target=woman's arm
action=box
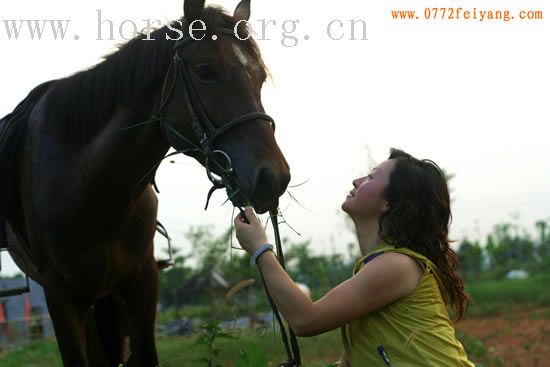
[234,208,423,337]
[255,249,422,336]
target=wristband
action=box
[250,243,274,266]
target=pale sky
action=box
[1,0,549,275]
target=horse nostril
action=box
[253,166,276,197]
[252,166,291,210]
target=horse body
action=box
[1,1,290,366]
[16,57,170,367]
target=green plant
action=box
[457,332,486,358]
[235,345,269,367]
[529,308,550,320]
[193,320,236,367]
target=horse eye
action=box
[195,65,217,82]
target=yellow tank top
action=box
[341,245,474,366]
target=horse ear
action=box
[234,0,251,21]
[184,0,206,21]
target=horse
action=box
[0,0,290,365]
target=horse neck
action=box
[83,104,170,201]
[75,34,176,210]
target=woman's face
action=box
[342,159,396,220]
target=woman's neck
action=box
[353,217,383,256]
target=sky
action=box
[1,0,549,275]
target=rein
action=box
[134,28,302,366]
[265,209,302,367]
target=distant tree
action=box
[484,223,536,278]
[536,242,550,267]
[285,240,350,292]
[535,220,550,269]
[158,246,192,309]
[285,240,318,286]
[157,226,235,312]
[0,273,24,280]
[535,220,547,244]
[185,225,233,313]
[186,225,231,272]
[457,239,483,280]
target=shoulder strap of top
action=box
[355,245,450,304]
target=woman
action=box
[234,148,474,366]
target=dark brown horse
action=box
[0,0,290,366]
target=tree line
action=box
[457,219,550,281]
[156,216,550,314]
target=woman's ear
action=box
[381,201,390,213]
[234,0,251,21]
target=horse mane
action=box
[43,6,268,143]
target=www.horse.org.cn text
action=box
[0,10,369,47]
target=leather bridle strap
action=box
[172,36,275,156]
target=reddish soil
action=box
[456,308,550,367]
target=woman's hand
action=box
[233,207,269,256]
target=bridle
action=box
[158,29,275,211]
[156,27,302,367]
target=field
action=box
[456,308,550,367]
[1,275,550,366]
[0,329,343,367]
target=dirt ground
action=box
[456,308,550,367]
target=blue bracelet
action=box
[250,243,274,266]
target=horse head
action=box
[161,0,290,214]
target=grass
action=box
[465,273,550,317]
[158,330,342,366]
[0,329,342,367]
[3,274,550,366]
[0,326,510,367]
[456,333,504,367]
[0,340,62,367]
[529,308,550,320]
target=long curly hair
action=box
[378,148,470,320]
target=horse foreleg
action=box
[43,276,89,367]
[119,258,159,367]
[86,295,127,367]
